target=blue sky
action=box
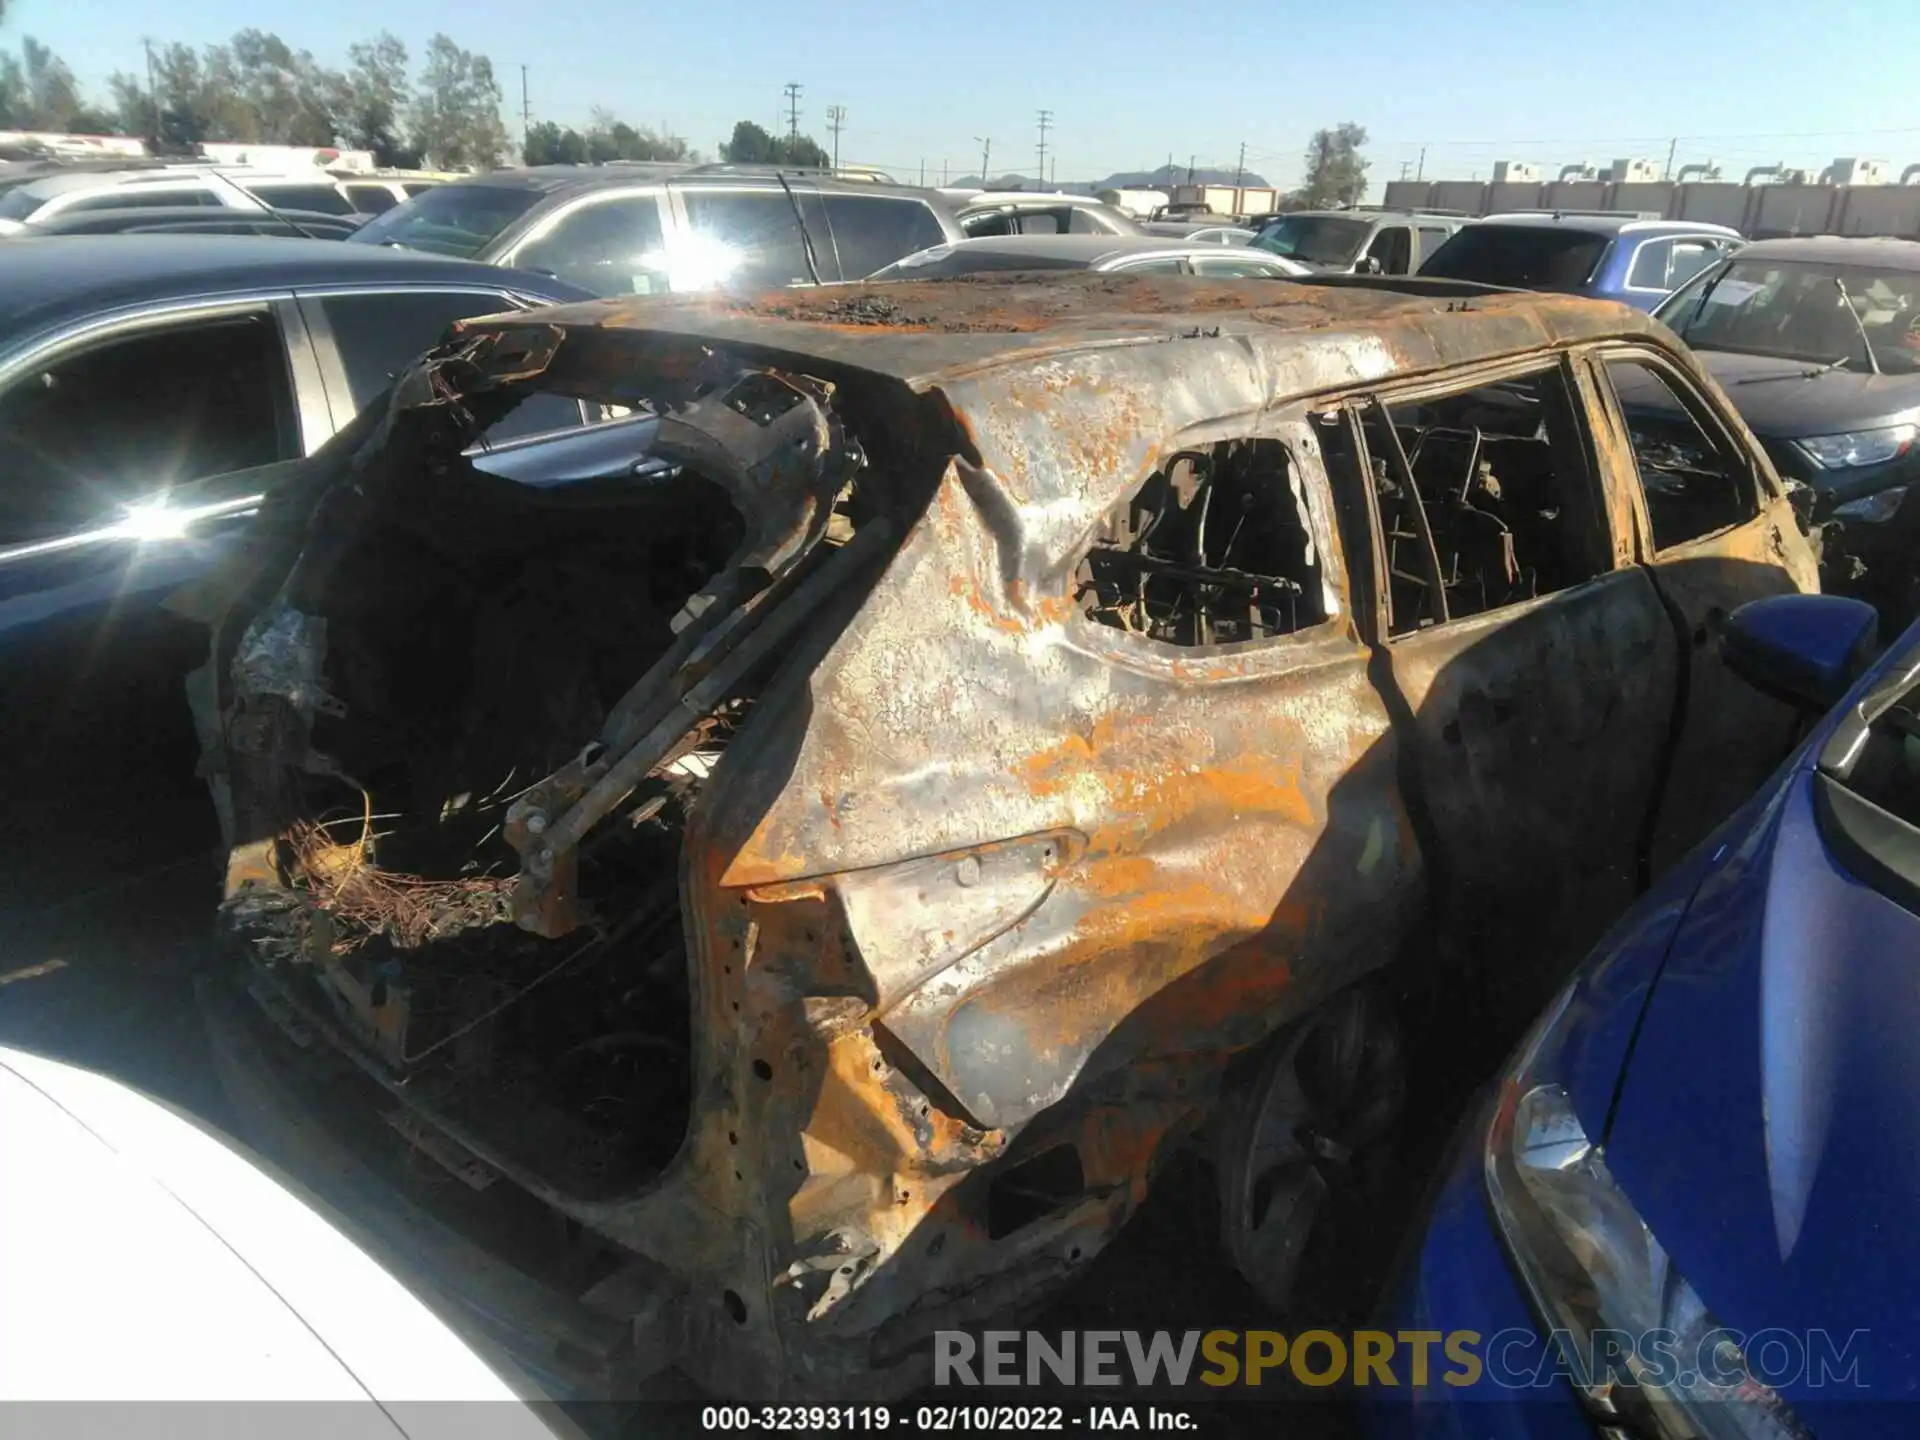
[11,0,1920,190]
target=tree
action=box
[719,118,827,168]
[335,33,415,165]
[1300,122,1370,208]
[108,41,249,149]
[0,37,87,131]
[408,34,507,170]
[523,120,587,166]
[228,29,339,145]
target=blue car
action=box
[1369,590,1916,1440]
[1419,213,1744,310]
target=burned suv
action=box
[192,274,1817,1403]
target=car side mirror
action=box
[1357,256,1384,275]
[1721,593,1879,713]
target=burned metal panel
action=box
[1377,573,1679,960]
[1638,499,1814,876]
[449,273,1682,398]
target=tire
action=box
[1212,987,1406,1316]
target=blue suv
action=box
[1367,591,1918,1440]
[1420,212,1744,309]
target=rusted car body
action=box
[190,273,1818,1402]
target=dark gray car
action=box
[1653,237,1920,519]
[349,162,965,294]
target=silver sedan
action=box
[867,233,1310,280]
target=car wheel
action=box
[1213,988,1405,1315]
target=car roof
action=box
[0,234,588,340]
[911,233,1209,263]
[12,167,225,199]
[1728,235,1920,268]
[1475,212,1742,237]
[488,271,1672,395]
[959,192,1111,208]
[439,165,948,204]
[1276,209,1462,224]
[24,205,352,231]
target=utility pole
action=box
[783,83,803,145]
[1234,141,1246,189]
[1416,144,1427,181]
[520,66,532,151]
[975,136,991,186]
[826,105,847,171]
[142,37,158,143]
[1187,153,1196,184]
[919,158,926,186]
[1399,161,1411,180]
[1663,136,1678,180]
[941,158,949,185]
[1050,156,1056,186]
[1036,109,1053,189]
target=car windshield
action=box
[0,187,51,222]
[1418,224,1611,289]
[348,183,541,256]
[1657,258,1920,375]
[1250,215,1369,266]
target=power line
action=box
[520,65,532,150]
[975,136,992,185]
[826,105,847,171]
[782,82,802,144]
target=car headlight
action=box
[1484,983,1813,1438]
[1795,424,1917,470]
[1832,486,1908,525]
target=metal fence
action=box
[1380,178,1920,241]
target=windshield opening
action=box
[348,183,542,257]
[1418,225,1610,290]
[1251,215,1370,267]
[1657,258,1920,375]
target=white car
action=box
[0,1044,572,1439]
[867,232,1312,279]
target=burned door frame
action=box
[1327,350,1681,991]
[1582,340,1815,873]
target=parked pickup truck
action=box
[188,272,1817,1404]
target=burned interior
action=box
[1358,365,1604,633]
[209,334,896,1206]
[1074,439,1331,645]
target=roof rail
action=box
[1326,203,1475,218]
[1492,208,1665,220]
[677,161,838,179]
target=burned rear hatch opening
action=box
[207,319,910,1208]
